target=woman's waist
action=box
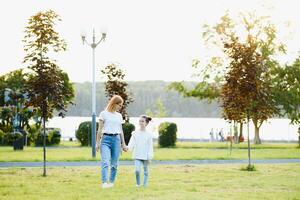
[103,133,120,136]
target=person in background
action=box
[209,128,214,142]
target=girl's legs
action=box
[142,160,149,186]
[109,135,121,183]
[135,160,149,186]
[134,159,143,186]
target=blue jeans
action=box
[100,134,121,183]
[134,159,149,186]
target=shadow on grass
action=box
[240,164,257,171]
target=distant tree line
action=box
[65,81,221,118]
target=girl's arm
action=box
[128,132,135,151]
[96,120,104,152]
[148,135,154,160]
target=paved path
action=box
[1,159,300,168]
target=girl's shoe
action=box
[108,183,114,188]
[102,183,113,189]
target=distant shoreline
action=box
[61,137,298,143]
[49,116,299,141]
[174,138,298,143]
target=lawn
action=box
[0,142,299,162]
[0,164,299,200]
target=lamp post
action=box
[81,29,106,158]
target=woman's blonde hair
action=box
[106,95,124,112]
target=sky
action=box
[0,0,299,83]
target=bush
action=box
[34,128,61,146]
[3,132,13,145]
[76,121,99,146]
[158,122,177,147]
[3,132,24,146]
[122,122,135,145]
[0,124,13,135]
[26,125,41,146]
[19,129,28,146]
[13,132,24,150]
[0,129,4,145]
[49,129,61,145]
[34,131,47,146]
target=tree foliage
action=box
[170,12,286,144]
[212,13,285,144]
[0,70,37,132]
[101,63,133,121]
[23,10,73,120]
[168,81,220,103]
[272,54,300,125]
[145,98,167,118]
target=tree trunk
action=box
[238,122,244,143]
[253,119,262,144]
[43,116,46,176]
[42,103,47,177]
[247,114,251,168]
[233,121,239,144]
[298,127,300,148]
[254,126,261,144]
[239,122,243,137]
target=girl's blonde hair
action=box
[106,95,124,112]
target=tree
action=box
[0,70,35,134]
[170,12,286,144]
[145,98,167,118]
[101,63,134,121]
[272,54,300,147]
[217,13,284,144]
[168,80,220,103]
[23,10,74,176]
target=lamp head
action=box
[100,27,107,41]
[101,32,107,41]
[80,30,87,45]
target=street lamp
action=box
[81,29,106,158]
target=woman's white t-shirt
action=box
[99,110,124,134]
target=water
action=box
[46,117,299,141]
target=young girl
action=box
[128,115,154,187]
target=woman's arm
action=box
[96,120,104,152]
[120,124,128,151]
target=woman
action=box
[96,95,128,188]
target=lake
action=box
[46,117,299,141]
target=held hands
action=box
[122,144,128,152]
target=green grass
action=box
[57,141,81,147]
[0,164,299,200]
[175,142,299,149]
[0,142,299,162]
